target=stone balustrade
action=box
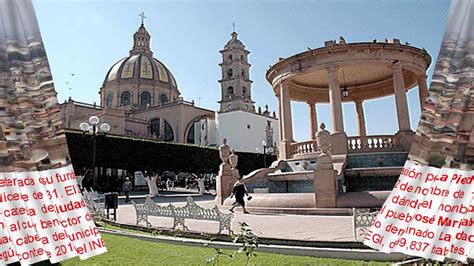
[347,135,403,153]
[288,134,406,158]
[290,140,318,157]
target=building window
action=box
[120,91,131,106]
[227,69,233,78]
[228,55,233,61]
[106,94,113,108]
[242,86,247,96]
[266,120,274,147]
[159,94,168,105]
[149,119,160,136]
[227,86,234,96]
[240,55,244,61]
[141,91,151,106]
[150,118,174,141]
[241,69,245,78]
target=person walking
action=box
[122,177,132,202]
[229,177,250,214]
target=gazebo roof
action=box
[266,40,431,102]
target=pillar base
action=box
[330,132,348,155]
[396,130,415,151]
[216,163,235,205]
[279,140,293,160]
[314,153,337,208]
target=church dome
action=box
[104,53,177,87]
[100,21,180,109]
[102,23,177,88]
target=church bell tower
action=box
[218,31,255,113]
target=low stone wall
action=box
[345,175,398,192]
[346,152,408,168]
[245,179,314,193]
[221,191,389,209]
[224,193,317,208]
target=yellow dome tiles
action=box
[155,60,169,83]
[121,55,139,79]
[140,55,153,79]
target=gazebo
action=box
[232,38,432,209]
[266,38,431,160]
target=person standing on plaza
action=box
[229,177,250,214]
[122,177,132,202]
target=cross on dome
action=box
[139,12,147,25]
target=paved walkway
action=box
[114,191,355,242]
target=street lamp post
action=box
[261,140,274,168]
[79,116,111,190]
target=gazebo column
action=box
[279,84,294,160]
[327,66,348,155]
[418,75,429,109]
[392,63,411,132]
[354,100,367,137]
[278,94,283,142]
[308,101,318,139]
[327,66,344,133]
[393,63,414,151]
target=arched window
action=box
[240,55,244,61]
[241,69,245,78]
[106,94,113,108]
[140,91,151,106]
[159,94,168,105]
[186,123,195,144]
[120,91,131,106]
[227,69,233,78]
[227,86,234,96]
[150,118,174,141]
[228,55,233,61]
[242,86,247,97]
[164,120,174,141]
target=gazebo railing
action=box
[290,140,318,157]
[347,135,402,153]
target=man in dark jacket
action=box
[229,177,250,214]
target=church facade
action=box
[60,21,278,153]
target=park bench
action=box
[352,208,380,242]
[83,189,106,222]
[132,196,234,234]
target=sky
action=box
[33,0,451,142]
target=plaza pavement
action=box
[114,190,355,242]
